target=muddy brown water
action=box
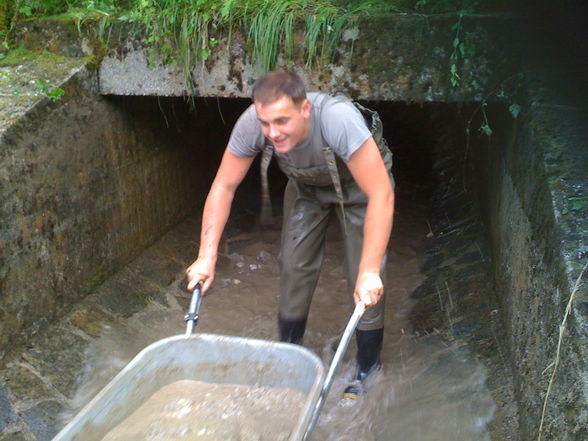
[63,183,496,441]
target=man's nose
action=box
[268,124,279,138]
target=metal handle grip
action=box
[184,283,202,336]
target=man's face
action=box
[254,95,311,154]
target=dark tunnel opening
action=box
[76,87,585,441]
[103,94,510,245]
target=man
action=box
[186,70,394,398]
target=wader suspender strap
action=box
[322,145,347,234]
[260,146,274,225]
[318,94,347,234]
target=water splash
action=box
[311,335,495,441]
[60,300,186,424]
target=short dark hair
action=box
[252,70,307,106]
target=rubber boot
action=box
[343,328,383,400]
[278,316,307,345]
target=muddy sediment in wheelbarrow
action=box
[100,379,306,441]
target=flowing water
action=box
[63,183,496,441]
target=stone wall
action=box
[0,68,223,364]
[473,87,587,440]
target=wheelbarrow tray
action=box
[52,333,326,441]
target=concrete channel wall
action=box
[0,67,220,364]
[473,86,588,440]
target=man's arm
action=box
[346,136,394,306]
[186,149,255,293]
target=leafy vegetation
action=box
[118,0,412,72]
[34,78,65,101]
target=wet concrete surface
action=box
[0,174,519,440]
[0,220,196,440]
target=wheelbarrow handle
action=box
[184,283,202,336]
[303,301,366,440]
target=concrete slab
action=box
[2,365,55,410]
[21,400,64,441]
[20,327,88,400]
[0,387,17,431]
[0,428,30,441]
[98,17,512,102]
[0,50,88,135]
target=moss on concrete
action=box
[81,269,108,296]
[0,47,80,69]
[0,47,40,65]
[471,75,588,440]
[0,48,89,132]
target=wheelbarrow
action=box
[51,284,366,441]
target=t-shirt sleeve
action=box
[226,105,266,158]
[320,100,372,162]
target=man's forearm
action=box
[187,150,254,292]
[358,189,394,275]
[198,183,235,261]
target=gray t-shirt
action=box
[226,93,371,168]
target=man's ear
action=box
[301,98,311,118]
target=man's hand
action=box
[186,256,216,293]
[354,272,384,306]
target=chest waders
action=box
[261,96,393,352]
